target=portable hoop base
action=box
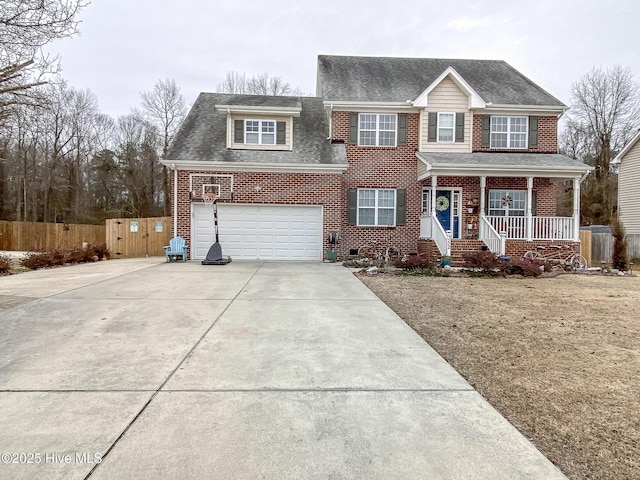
[201,194,232,266]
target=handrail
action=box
[480,214,503,254]
[431,216,450,256]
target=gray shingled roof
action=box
[417,152,592,171]
[317,55,566,107]
[165,93,347,166]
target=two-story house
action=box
[163,55,592,262]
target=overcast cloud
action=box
[44,0,640,119]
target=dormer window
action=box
[245,119,276,145]
[233,118,288,148]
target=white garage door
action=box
[192,203,323,260]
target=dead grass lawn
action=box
[360,273,640,480]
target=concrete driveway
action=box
[0,259,567,479]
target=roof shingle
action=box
[317,55,566,107]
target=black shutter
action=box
[396,189,406,226]
[348,189,357,225]
[428,112,437,142]
[234,120,244,143]
[481,116,491,147]
[276,121,286,144]
[529,116,539,148]
[455,113,465,143]
[349,113,358,144]
[397,113,407,145]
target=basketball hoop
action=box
[202,192,217,206]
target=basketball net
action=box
[202,192,217,206]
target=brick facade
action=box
[174,111,567,260]
[174,169,343,258]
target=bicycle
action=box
[523,245,587,272]
[357,240,401,263]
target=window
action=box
[359,114,397,146]
[245,119,275,145]
[438,113,455,142]
[488,190,526,216]
[490,116,527,148]
[358,189,396,226]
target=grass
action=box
[360,273,640,480]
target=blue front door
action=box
[435,190,452,231]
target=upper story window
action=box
[490,116,528,149]
[233,118,287,147]
[437,113,455,142]
[245,119,275,145]
[427,112,465,143]
[359,114,397,147]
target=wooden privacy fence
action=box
[0,221,105,251]
[106,217,171,258]
[579,229,592,267]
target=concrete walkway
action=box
[0,259,567,479]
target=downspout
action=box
[327,104,333,140]
[172,163,178,237]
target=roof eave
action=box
[160,159,348,174]
[215,104,302,117]
[612,129,640,164]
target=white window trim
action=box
[490,116,528,149]
[437,112,455,143]
[358,113,397,147]
[357,188,397,226]
[488,189,527,216]
[245,119,276,145]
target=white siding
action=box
[420,76,471,153]
[618,140,640,235]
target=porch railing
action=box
[419,214,432,239]
[485,215,574,241]
[431,216,450,256]
[480,215,504,254]
[532,217,574,240]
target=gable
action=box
[413,68,484,109]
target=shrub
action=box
[0,254,11,274]
[463,250,503,274]
[394,253,435,270]
[505,257,546,277]
[21,244,110,270]
[611,217,627,270]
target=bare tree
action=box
[216,71,247,94]
[217,71,304,96]
[139,78,186,215]
[0,0,87,120]
[561,65,640,224]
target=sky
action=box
[44,0,640,119]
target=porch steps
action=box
[450,239,486,267]
[417,238,487,267]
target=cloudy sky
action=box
[45,0,640,119]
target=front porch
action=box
[414,152,592,258]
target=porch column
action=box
[479,176,486,237]
[526,177,533,241]
[431,175,438,218]
[573,176,581,242]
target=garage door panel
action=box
[192,204,322,260]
